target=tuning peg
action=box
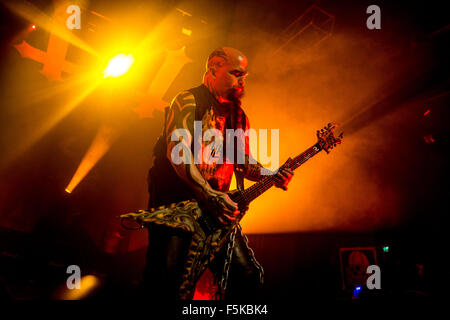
[321,129,324,132]
[327,123,331,127]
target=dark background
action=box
[0,0,449,303]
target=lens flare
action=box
[103,54,134,78]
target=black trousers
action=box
[139,223,264,300]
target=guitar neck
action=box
[239,143,322,204]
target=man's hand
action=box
[274,168,294,191]
[204,190,240,225]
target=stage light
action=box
[383,246,390,253]
[182,28,192,36]
[30,24,36,30]
[103,54,134,78]
[65,125,118,194]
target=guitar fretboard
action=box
[237,143,322,205]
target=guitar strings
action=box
[241,145,319,203]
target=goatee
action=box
[227,88,244,106]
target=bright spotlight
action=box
[103,54,134,78]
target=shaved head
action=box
[204,47,248,102]
[206,47,248,70]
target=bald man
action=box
[143,47,293,300]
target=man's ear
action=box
[209,66,217,79]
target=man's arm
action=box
[165,91,239,224]
[235,155,265,182]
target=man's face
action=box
[214,55,248,102]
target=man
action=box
[143,47,294,300]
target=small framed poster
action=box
[339,247,378,290]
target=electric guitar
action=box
[119,122,343,299]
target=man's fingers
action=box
[225,206,240,217]
[210,193,240,225]
[281,168,294,177]
[224,202,238,213]
[224,213,236,221]
[276,171,290,180]
[273,168,294,190]
[275,172,284,182]
[275,171,291,182]
[221,198,239,219]
[219,213,236,225]
[218,216,227,225]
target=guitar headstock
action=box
[316,123,343,154]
